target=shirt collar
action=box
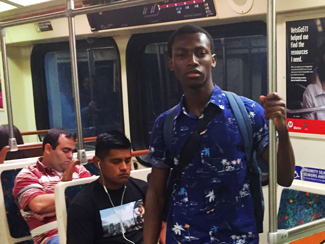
[36,157,56,175]
[174,84,224,119]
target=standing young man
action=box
[67,131,148,244]
[144,25,295,244]
[13,128,91,244]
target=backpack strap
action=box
[163,103,219,167]
[223,91,253,163]
[224,91,264,233]
[163,105,178,154]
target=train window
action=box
[127,22,267,163]
[31,38,123,145]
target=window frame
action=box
[126,21,267,166]
[31,37,121,133]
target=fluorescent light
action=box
[0,2,17,11]
[8,0,51,6]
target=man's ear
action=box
[44,143,52,155]
[93,156,100,169]
[168,57,174,71]
[211,54,217,68]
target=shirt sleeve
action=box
[67,203,95,244]
[241,97,269,157]
[146,113,173,169]
[12,169,45,210]
[76,165,92,178]
[302,87,316,120]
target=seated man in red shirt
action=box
[13,128,91,244]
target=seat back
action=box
[0,159,38,244]
[278,180,325,229]
[54,168,151,244]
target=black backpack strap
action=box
[162,103,219,223]
[163,103,219,168]
[179,103,219,168]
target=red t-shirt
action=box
[12,158,91,244]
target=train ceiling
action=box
[0,0,51,12]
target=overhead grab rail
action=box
[0,0,159,29]
[267,0,325,243]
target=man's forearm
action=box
[143,188,165,244]
[277,129,295,187]
[28,193,56,214]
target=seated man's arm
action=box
[28,194,56,214]
[13,170,57,215]
[260,93,295,187]
[143,166,169,244]
[67,203,95,244]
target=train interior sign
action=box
[86,0,216,31]
[286,18,325,135]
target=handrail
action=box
[0,137,99,164]
[131,149,149,157]
[0,143,42,165]
[0,142,149,165]
[267,0,278,242]
[283,218,325,243]
[21,130,49,136]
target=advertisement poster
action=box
[286,18,325,135]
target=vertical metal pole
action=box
[221,38,228,90]
[66,0,87,164]
[267,0,278,242]
[0,28,17,152]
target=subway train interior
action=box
[1,0,325,243]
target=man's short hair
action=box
[167,24,215,58]
[42,128,74,151]
[95,131,131,160]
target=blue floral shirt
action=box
[147,85,269,244]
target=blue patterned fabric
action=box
[1,169,31,239]
[147,85,269,244]
[278,188,325,229]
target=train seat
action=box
[54,168,151,244]
[0,159,37,244]
[0,151,98,244]
[278,188,325,229]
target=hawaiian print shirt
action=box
[147,85,269,244]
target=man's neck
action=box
[98,177,125,191]
[183,83,214,117]
[40,156,51,168]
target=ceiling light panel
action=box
[8,0,51,6]
[0,2,17,11]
